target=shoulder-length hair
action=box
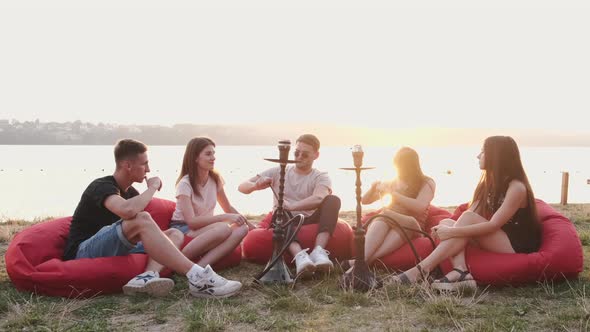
[394,147,428,198]
[470,136,539,224]
[176,137,221,197]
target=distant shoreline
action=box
[2,120,590,147]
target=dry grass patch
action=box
[1,206,590,331]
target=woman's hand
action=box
[228,213,255,230]
[245,220,257,230]
[431,225,454,241]
[375,181,389,194]
[225,213,248,226]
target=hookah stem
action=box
[278,162,286,221]
[269,185,279,201]
[355,167,362,228]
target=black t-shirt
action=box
[62,175,139,260]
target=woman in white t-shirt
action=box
[172,137,253,267]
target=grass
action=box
[1,205,590,331]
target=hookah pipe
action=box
[254,140,307,283]
[340,145,381,291]
[362,214,438,276]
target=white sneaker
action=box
[292,249,316,278]
[122,271,174,297]
[188,265,242,298]
[309,246,334,273]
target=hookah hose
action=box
[363,213,442,278]
[254,209,307,280]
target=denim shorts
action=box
[75,220,137,259]
[129,220,189,254]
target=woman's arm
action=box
[391,178,436,216]
[443,180,528,238]
[177,195,226,229]
[217,187,253,229]
[361,181,382,205]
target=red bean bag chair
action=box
[242,212,354,264]
[352,205,453,270]
[5,198,241,298]
[440,199,583,286]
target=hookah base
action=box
[255,258,294,285]
[340,265,382,292]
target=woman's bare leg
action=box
[182,223,232,261]
[364,219,390,261]
[399,211,515,282]
[368,230,406,264]
[197,224,248,267]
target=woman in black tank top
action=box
[390,136,541,291]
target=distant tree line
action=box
[2,119,589,146]
[0,120,281,145]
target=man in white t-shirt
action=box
[238,134,341,277]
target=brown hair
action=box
[114,139,147,164]
[176,137,221,197]
[296,134,320,151]
[470,136,539,227]
[394,147,428,198]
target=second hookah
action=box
[255,140,305,284]
[340,145,382,291]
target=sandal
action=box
[431,268,477,292]
[390,264,427,285]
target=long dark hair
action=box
[176,137,221,197]
[470,136,539,225]
[394,147,428,198]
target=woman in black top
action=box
[392,136,541,291]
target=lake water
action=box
[1,145,589,220]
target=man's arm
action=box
[104,177,161,220]
[238,175,272,194]
[284,185,330,212]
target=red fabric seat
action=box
[242,212,354,264]
[5,198,241,298]
[442,199,583,285]
[356,205,453,270]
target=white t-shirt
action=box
[259,165,332,217]
[171,174,224,221]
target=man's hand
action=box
[255,176,272,190]
[282,199,294,211]
[146,176,162,191]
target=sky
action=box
[1,0,589,136]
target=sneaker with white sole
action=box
[309,246,334,273]
[122,271,174,297]
[188,265,242,298]
[293,249,316,278]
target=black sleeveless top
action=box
[489,194,541,254]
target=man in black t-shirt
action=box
[63,139,242,298]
